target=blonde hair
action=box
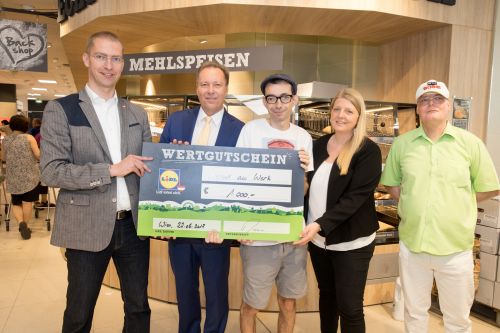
[330,88,367,175]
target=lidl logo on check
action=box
[158,169,180,190]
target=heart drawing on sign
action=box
[0,25,45,66]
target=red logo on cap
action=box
[423,85,442,91]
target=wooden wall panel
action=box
[61,4,446,90]
[147,239,170,301]
[378,26,451,103]
[379,24,492,139]
[364,281,395,306]
[448,26,492,138]
[104,241,400,311]
[0,103,17,119]
[59,1,495,126]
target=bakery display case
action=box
[128,95,189,141]
[128,94,259,141]
[102,95,418,309]
[296,99,418,305]
[130,94,416,238]
[297,99,331,138]
[298,99,418,246]
[368,103,417,234]
[298,98,417,230]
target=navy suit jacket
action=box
[159,107,244,245]
[159,107,243,147]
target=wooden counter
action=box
[103,239,398,312]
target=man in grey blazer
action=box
[40,31,152,333]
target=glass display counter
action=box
[103,94,417,309]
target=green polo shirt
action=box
[380,123,499,255]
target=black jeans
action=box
[63,216,150,333]
[309,241,375,333]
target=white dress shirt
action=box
[85,85,131,211]
[191,107,224,146]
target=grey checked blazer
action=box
[40,89,152,252]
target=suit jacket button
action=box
[70,200,74,204]
[112,198,117,203]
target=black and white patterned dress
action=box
[3,133,40,195]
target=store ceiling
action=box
[0,0,76,105]
[0,1,449,103]
[60,4,447,91]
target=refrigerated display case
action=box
[298,99,418,242]
[128,94,259,140]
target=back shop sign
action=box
[0,19,47,72]
[122,46,283,75]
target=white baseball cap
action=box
[415,79,449,100]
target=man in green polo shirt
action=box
[380,79,499,333]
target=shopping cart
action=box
[0,174,9,229]
[33,186,57,231]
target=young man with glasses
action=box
[40,31,152,332]
[236,74,313,333]
[381,79,499,333]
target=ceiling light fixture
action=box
[28,93,41,96]
[199,39,208,44]
[54,94,67,97]
[32,87,48,91]
[27,97,37,100]
[38,79,57,84]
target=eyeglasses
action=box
[265,94,293,104]
[418,94,446,106]
[91,53,124,64]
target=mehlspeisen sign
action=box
[122,46,283,75]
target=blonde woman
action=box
[295,88,382,332]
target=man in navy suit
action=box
[159,61,244,333]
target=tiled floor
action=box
[0,212,499,332]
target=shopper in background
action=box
[380,79,500,333]
[40,31,152,333]
[30,118,54,210]
[2,114,40,240]
[159,61,244,333]
[0,119,12,136]
[0,119,10,177]
[28,117,41,137]
[237,74,313,333]
[296,88,381,333]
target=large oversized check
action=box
[137,143,304,241]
